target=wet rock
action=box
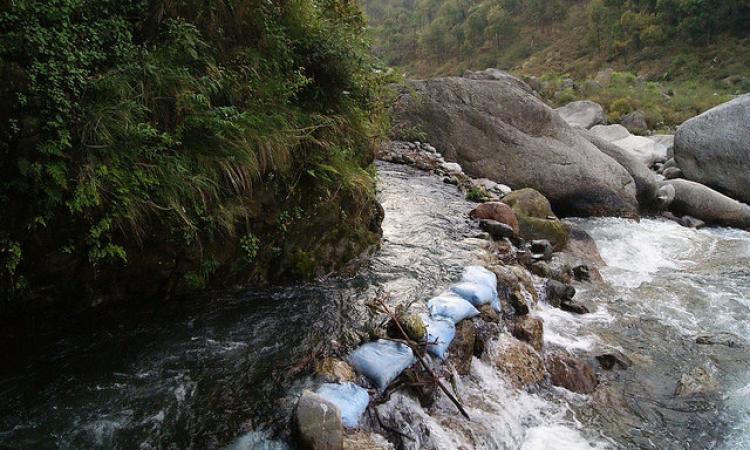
[508,266,539,304]
[674,367,719,397]
[530,240,553,261]
[447,320,477,375]
[477,303,501,323]
[545,352,598,394]
[620,110,648,133]
[560,299,590,315]
[479,219,516,240]
[530,261,572,284]
[296,391,344,450]
[343,432,395,450]
[511,315,544,352]
[470,202,520,235]
[315,358,356,383]
[474,319,503,358]
[695,332,746,348]
[508,289,530,316]
[679,215,706,229]
[596,351,633,371]
[572,264,591,281]
[483,334,546,388]
[545,279,575,308]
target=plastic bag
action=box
[421,313,456,360]
[348,340,416,392]
[316,382,370,428]
[450,281,496,306]
[427,292,480,323]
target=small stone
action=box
[679,215,706,229]
[480,219,516,240]
[663,167,683,180]
[439,162,463,174]
[315,358,355,383]
[296,391,344,450]
[545,352,598,394]
[596,351,633,371]
[572,265,591,281]
[509,289,530,316]
[511,315,543,351]
[560,299,590,315]
[545,279,575,308]
[674,366,719,397]
[530,240,553,261]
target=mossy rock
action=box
[517,215,569,251]
[387,313,426,342]
[502,188,556,219]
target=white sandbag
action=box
[461,266,497,289]
[450,281,496,306]
[348,340,416,392]
[420,313,456,360]
[427,292,480,323]
[316,382,370,428]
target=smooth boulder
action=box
[581,130,660,210]
[674,94,750,204]
[391,77,639,217]
[664,179,750,230]
[502,188,570,250]
[555,100,606,129]
[296,391,344,450]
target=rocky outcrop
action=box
[391,77,639,217]
[674,94,750,204]
[555,100,606,129]
[664,179,750,230]
[510,315,544,352]
[296,391,344,450]
[674,366,719,397]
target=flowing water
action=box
[1,163,749,449]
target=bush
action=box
[0,0,386,306]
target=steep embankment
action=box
[0,1,385,316]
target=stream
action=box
[1,162,749,449]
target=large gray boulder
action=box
[675,94,750,204]
[580,130,660,210]
[556,100,606,129]
[664,179,750,230]
[590,125,667,166]
[391,77,639,217]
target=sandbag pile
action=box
[304,265,501,430]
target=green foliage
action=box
[466,186,492,202]
[0,0,386,302]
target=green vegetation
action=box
[0,0,388,307]
[360,0,750,130]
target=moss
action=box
[502,188,555,219]
[517,216,570,251]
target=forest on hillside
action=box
[362,0,750,79]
